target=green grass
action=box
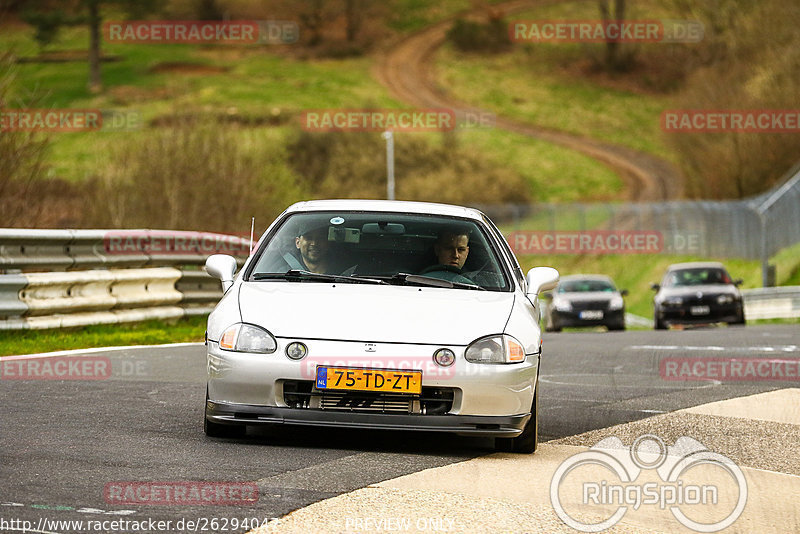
[519,242,800,318]
[0,315,206,357]
[436,0,682,162]
[2,8,626,199]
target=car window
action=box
[247,212,512,291]
[558,280,615,293]
[663,268,732,287]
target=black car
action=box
[545,275,627,332]
[651,262,745,329]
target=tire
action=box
[204,388,246,438]
[495,382,539,454]
[654,312,667,330]
[545,311,562,333]
[729,305,746,326]
[607,322,626,331]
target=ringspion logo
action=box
[551,434,747,532]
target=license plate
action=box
[579,310,604,320]
[315,366,422,394]
[690,306,710,315]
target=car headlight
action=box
[717,294,734,305]
[663,297,683,307]
[609,295,625,310]
[553,299,572,312]
[465,335,526,364]
[218,323,277,353]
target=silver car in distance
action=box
[203,200,558,453]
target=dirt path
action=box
[374,0,684,201]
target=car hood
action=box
[658,285,739,298]
[558,291,617,302]
[238,282,516,345]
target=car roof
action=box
[284,199,485,221]
[666,262,726,271]
[559,274,614,282]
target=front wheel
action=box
[495,382,539,454]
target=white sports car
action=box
[203,200,558,453]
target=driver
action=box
[419,228,476,284]
[434,230,469,270]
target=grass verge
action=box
[519,242,800,318]
[0,315,206,357]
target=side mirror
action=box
[733,278,743,286]
[650,283,660,291]
[526,267,559,297]
[620,289,629,297]
[205,254,237,293]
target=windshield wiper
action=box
[252,270,386,285]
[386,273,485,291]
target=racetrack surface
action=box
[374,0,684,201]
[1,325,797,533]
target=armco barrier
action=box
[742,287,800,320]
[0,229,251,330]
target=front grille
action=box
[282,380,455,415]
[319,391,415,413]
[570,299,610,311]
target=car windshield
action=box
[557,279,615,293]
[663,267,732,287]
[247,211,511,291]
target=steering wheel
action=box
[419,264,476,285]
[420,264,463,275]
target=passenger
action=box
[294,225,330,274]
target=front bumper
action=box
[207,339,539,417]
[551,309,624,328]
[205,400,529,437]
[658,303,741,325]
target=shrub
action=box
[286,129,531,204]
[85,116,307,233]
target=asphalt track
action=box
[1,324,797,533]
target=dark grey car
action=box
[651,262,745,329]
[545,274,627,332]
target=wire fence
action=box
[474,163,800,263]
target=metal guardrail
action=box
[742,287,800,320]
[0,229,251,330]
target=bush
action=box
[85,116,307,233]
[446,15,512,54]
[287,129,531,204]
[664,0,800,198]
[0,52,52,226]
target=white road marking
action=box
[0,342,204,360]
[628,344,799,353]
